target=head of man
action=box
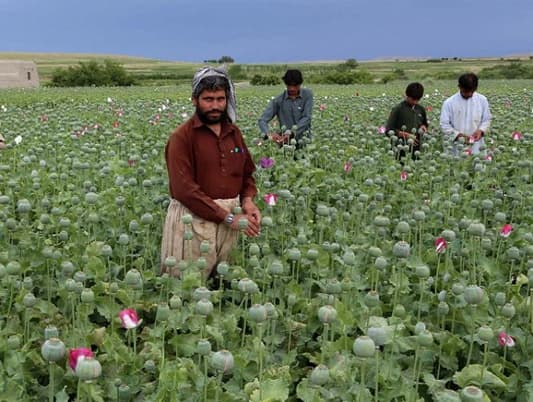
[405,82,424,106]
[282,69,304,98]
[458,73,478,99]
[192,75,230,125]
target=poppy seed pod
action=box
[318,305,337,324]
[374,256,388,271]
[41,338,66,362]
[216,261,230,276]
[364,290,380,308]
[459,385,484,402]
[238,218,249,230]
[415,264,431,278]
[309,364,330,386]
[169,295,182,309]
[80,288,95,304]
[249,304,268,323]
[193,287,212,301]
[195,299,214,316]
[287,248,301,261]
[197,339,212,356]
[368,326,387,346]
[417,330,433,347]
[156,303,170,322]
[164,256,177,268]
[306,249,319,261]
[23,292,37,308]
[478,325,493,343]
[501,303,516,319]
[144,359,157,373]
[393,241,410,258]
[75,356,102,381]
[467,222,486,237]
[238,278,259,294]
[200,240,210,254]
[141,213,153,225]
[353,336,376,358]
[84,192,99,204]
[44,325,59,340]
[16,199,32,213]
[464,285,484,305]
[211,350,234,374]
[437,301,450,316]
[264,302,278,319]
[124,269,143,289]
[261,216,273,227]
[248,243,260,256]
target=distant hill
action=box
[1,52,532,85]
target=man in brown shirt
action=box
[160,67,261,278]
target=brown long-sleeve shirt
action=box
[165,114,257,223]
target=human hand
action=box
[471,130,484,142]
[242,198,262,226]
[231,214,260,237]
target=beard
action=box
[196,107,228,125]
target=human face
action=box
[193,89,227,124]
[459,87,475,99]
[406,96,420,106]
[286,84,301,98]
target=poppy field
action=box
[0,80,532,401]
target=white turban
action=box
[192,66,236,123]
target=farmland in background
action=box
[1,51,533,85]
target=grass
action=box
[1,51,532,85]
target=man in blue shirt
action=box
[258,69,313,149]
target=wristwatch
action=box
[224,213,235,226]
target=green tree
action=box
[49,60,135,87]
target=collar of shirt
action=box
[282,90,303,101]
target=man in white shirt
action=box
[440,73,491,155]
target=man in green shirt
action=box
[258,69,313,149]
[385,82,428,161]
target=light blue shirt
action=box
[440,92,491,154]
[258,87,313,139]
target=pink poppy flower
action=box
[69,347,93,371]
[512,131,523,140]
[484,154,493,161]
[500,224,513,238]
[343,162,352,173]
[464,148,472,156]
[425,106,433,112]
[112,121,120,128]
[435,237,447,254]
[259,157,275,169]
[377,126,386,134]
[119,308,141,329]
[264,193,278,206]
[400,171,408,181]
[319,104,326,111]
[498,332,515,347]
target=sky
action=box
[1,0,532,63]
